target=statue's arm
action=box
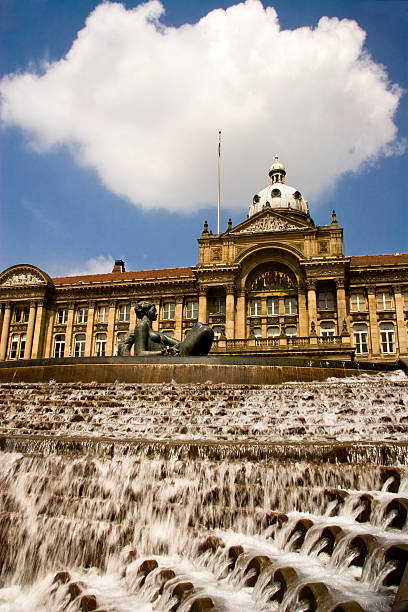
[134,322,164,356]
[160,333,180,348]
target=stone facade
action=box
[0,161,407,363]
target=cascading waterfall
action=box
[0,371,407,611]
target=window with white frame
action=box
[97,305,109,322]
[162,302,175,320]
[77,307,88,324]
[211,297,225,314]
[267,326,280,338]
[267,297,279,315]
[250,298,262,316]
[318,291,335,310]
[377,291,394,311]
[380,322,395,353]
[185,300,199,319]
[19,334,26,359]
[350,293,367,312]
[54,334,65,358]
[9,334,19,359]
[353,323,368,354]
[253,327,262,339]
[320,321,335,337]
[285,325,297,337]
[285,297,297,315]
[118,304,130,322]
[74,333,86,357]
[95,333,107,356]
[212,325,223,339]
[57,308,68,324]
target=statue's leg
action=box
[178,323,214,356]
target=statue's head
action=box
[135,300,157,321]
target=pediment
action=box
[0,265,51,287]
[230,209,309,235]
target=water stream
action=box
[0,371,407,611]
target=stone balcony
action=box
[211,335,355,360]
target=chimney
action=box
[112,259,125,273]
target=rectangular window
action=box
[267,297,279,315]
[9,334,19,359]
[118,304,130,322]
[284,297,297,315]
[162,302,175,320]
[380,323,395,353]
[185,301,199,319]
[19,335,26,359]
[95,333,107,357]
[211,297,225,315]
[57,309,68,324]
[250,298,262,316]
[23,308,29,322]
[377,291,393,311]
[77,307,88,324]
[318,292,335,310]
[14,308,22,323]
[320,321,335,337]
[285,325,297,337]
[54,335,65,358]
[354,325,368,354]
[98,306,109,322]
[74,334,86,357]
[350,293,367,312]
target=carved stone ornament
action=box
[235,216,300,234]
[2,272,44,286]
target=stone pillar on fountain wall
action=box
[225,284,235,340]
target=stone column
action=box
[367,285,380,356]
[225,285,235,340]
[235,289,246,339]
[152,298,161,332]
[336,278,347,335]
[306,280,317,336]
[44,306,56,358]
[174,296,184,341]
[297,284,308,337]
[0,302,11,361]
[129,300,137,330]
[198,286,208,323]
[85,301,96,357]
[394,286,408,355]
[64,302,75,357]
[31,301,47,359]
[105,300,117,356]
[24,301,37,359]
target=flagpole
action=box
[217,130,221,234]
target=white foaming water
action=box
[0,372,407,610]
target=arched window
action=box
[74,333,86,357]
[253,327,262,338]
[54,334,65,358]
[320,321,335,337]
[95,333,107,357]
[267,326,280,338]
[353,324,368,354]
[271,188,281,197]
[380,323,395,353]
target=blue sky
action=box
[0,0,407,277]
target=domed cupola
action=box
[249,155,309,217]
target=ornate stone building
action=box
[0,158,407,362]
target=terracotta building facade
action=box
[1,158,407,362]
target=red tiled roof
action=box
[53,267,195,286]
[350,253,408,267]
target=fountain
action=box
[0,369,408,611]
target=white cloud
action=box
[57,255,115,277]
[0,0,403,211]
